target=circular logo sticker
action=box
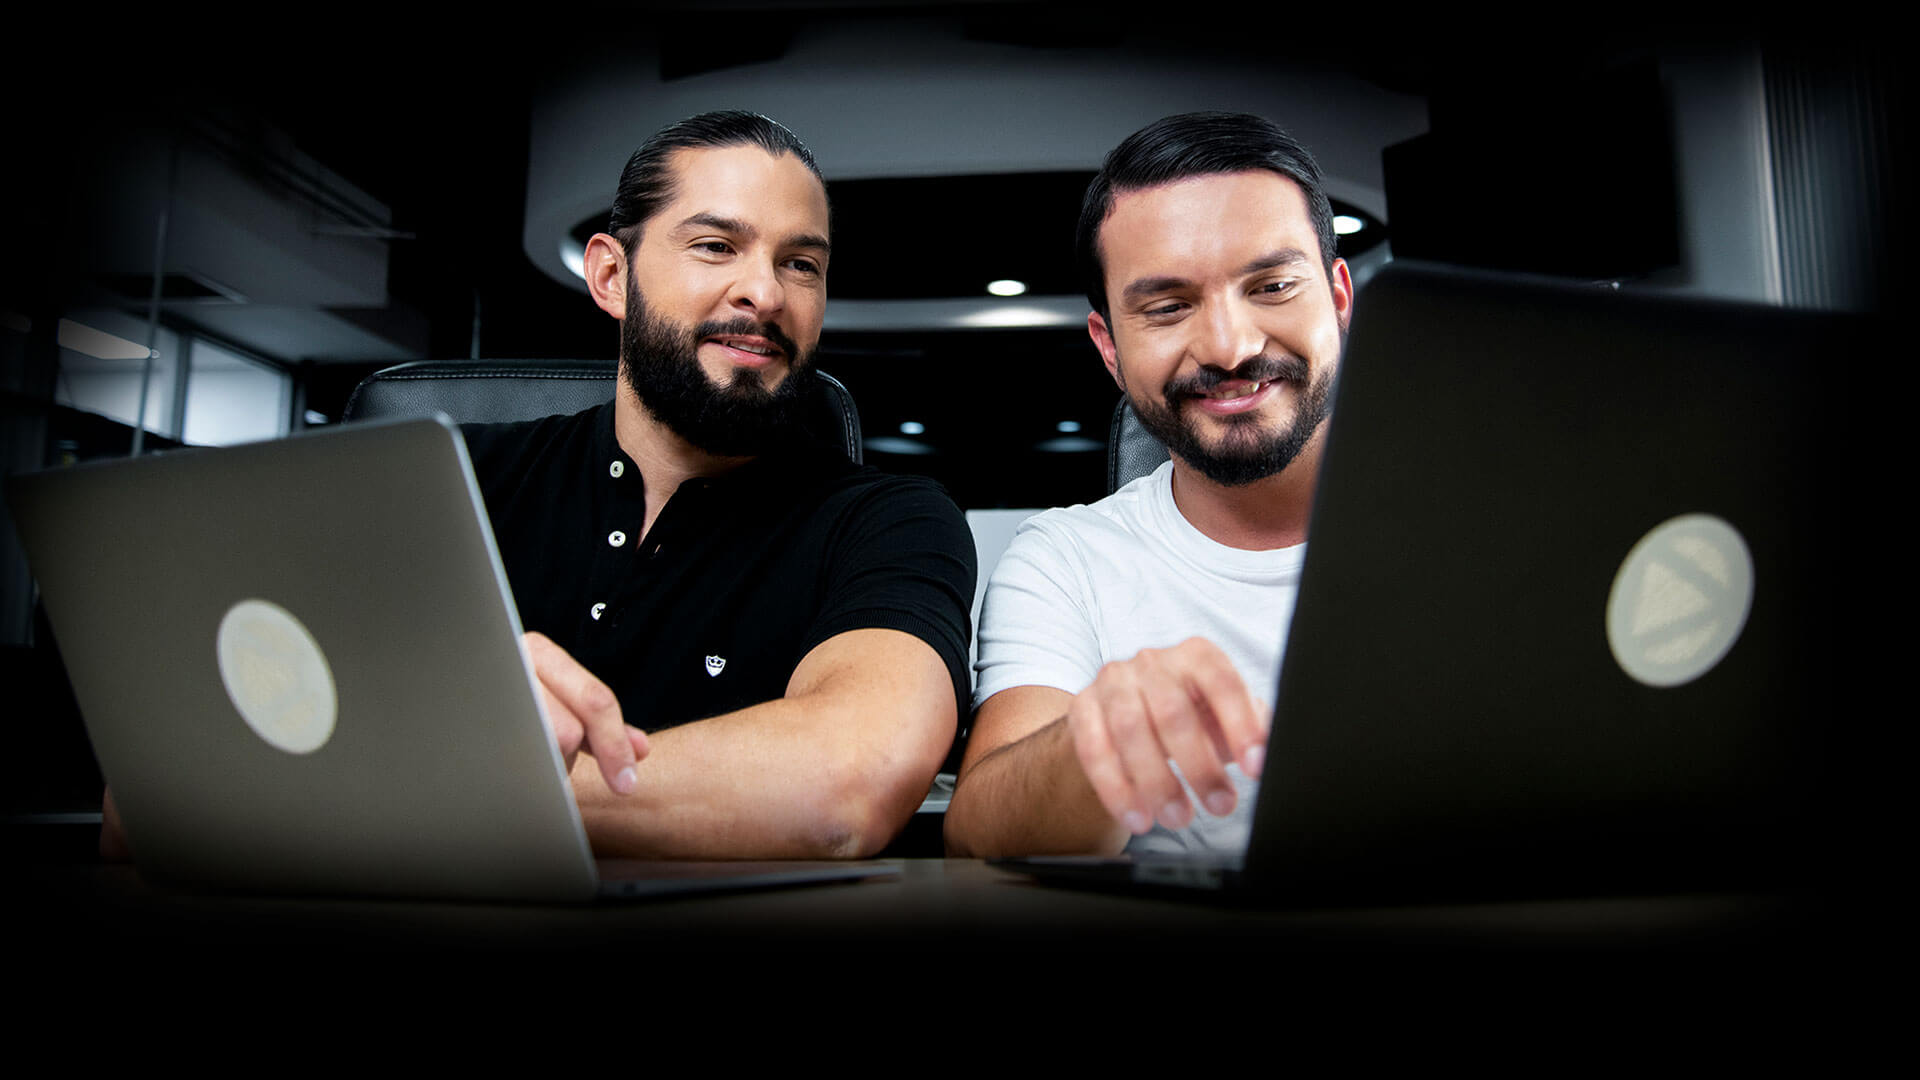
[1606,514,1754,688]
[216,599,337,754]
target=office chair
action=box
[342,359,864,463]
[1106,397,1170,493]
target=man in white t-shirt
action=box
[945,112,1354,856]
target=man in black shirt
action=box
[468,112,975,859]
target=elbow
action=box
[941,785,987,857]
[806,812,887,860]
[803,746,943,859]
[802,785,900,859]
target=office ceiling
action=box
[4,4,1548,371]
[3,7,1806,377]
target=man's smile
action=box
[1186,379,1278,416]
[701,334,787,366]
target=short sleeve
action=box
[802,477,977,721]
[972,517,1105,709]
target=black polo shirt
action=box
[461,402,975,732]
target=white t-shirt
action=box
[973,461,1305,853]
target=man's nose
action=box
[730,257,786,318]
[1193,298,1265,370]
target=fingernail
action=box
[614,765,638,794]
[1243,746,1265,777]
[1160,800,1190,830]
[1205,790,1234,817]
[1122,810,1150,835]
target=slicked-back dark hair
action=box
[1077,112,1337,321]
[608,110,825,255]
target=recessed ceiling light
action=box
[1035,435,1103,454]
[1333,215,1365,236]
[899,421,925,435]
[956,304,1080,329]
[560,239,587,280]
[863,436,936,456]
[1056,420,1081,434]
[987,279,1028,297]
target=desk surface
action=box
[11,857,1832,966]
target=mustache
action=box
[1164,353,1308,400]
[693,316,801,362]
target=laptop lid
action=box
[9,416,604,903]
[1243,263,1858,902]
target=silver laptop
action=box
[998,263,1859,904]
[6,415,895,902]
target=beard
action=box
[618,277,818,457]
[1125,339,1340,488]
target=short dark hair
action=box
[608,110,825,255]
[1077,112,1337,320]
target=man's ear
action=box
[1330,257,1354,332]
[583,233,629,320]
[1087,311,1125,391]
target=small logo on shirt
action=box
[704,655,727,677]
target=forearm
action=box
[573,700,933,858]
[944,716,1129,858]
[573,630,955,859]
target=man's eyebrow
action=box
[1118,249,1313,305]
[674,213,830,256]
[1237,248,1311,277]
[674,212,754,237]
[1119,275,1194,304]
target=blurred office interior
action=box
[0,5,1903,818]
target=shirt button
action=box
[590,602,606,621]
[608,530,627,547]
[609,461,624,478]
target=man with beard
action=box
[460,112,975,859]
[945,113,1352,857]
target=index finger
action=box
[524,632,647,794]
[1169,638,1270,778]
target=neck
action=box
[613,381,754,540]
[1167,428,1325,551]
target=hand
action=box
[1064,637,1269,836]
[523,632,649,795]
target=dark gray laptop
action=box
[998,263,1859,905]
[6,416,895,902]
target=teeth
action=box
[1208,381,1264,400]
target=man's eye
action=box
[1145,302,1186,318]
[786,258,822,276]
[698,242,733,255]
[1256,280,1296,297]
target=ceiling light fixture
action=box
[987,279,1028,297]
[57,319,152,361]
[560,239,587,281]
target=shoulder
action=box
[744,450,972,573]
[805,459,968,534]
[1008,461,1172,558]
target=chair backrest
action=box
[1106,397,1170,493]
[343,360,863,463]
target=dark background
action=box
[0,5,1904,820]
